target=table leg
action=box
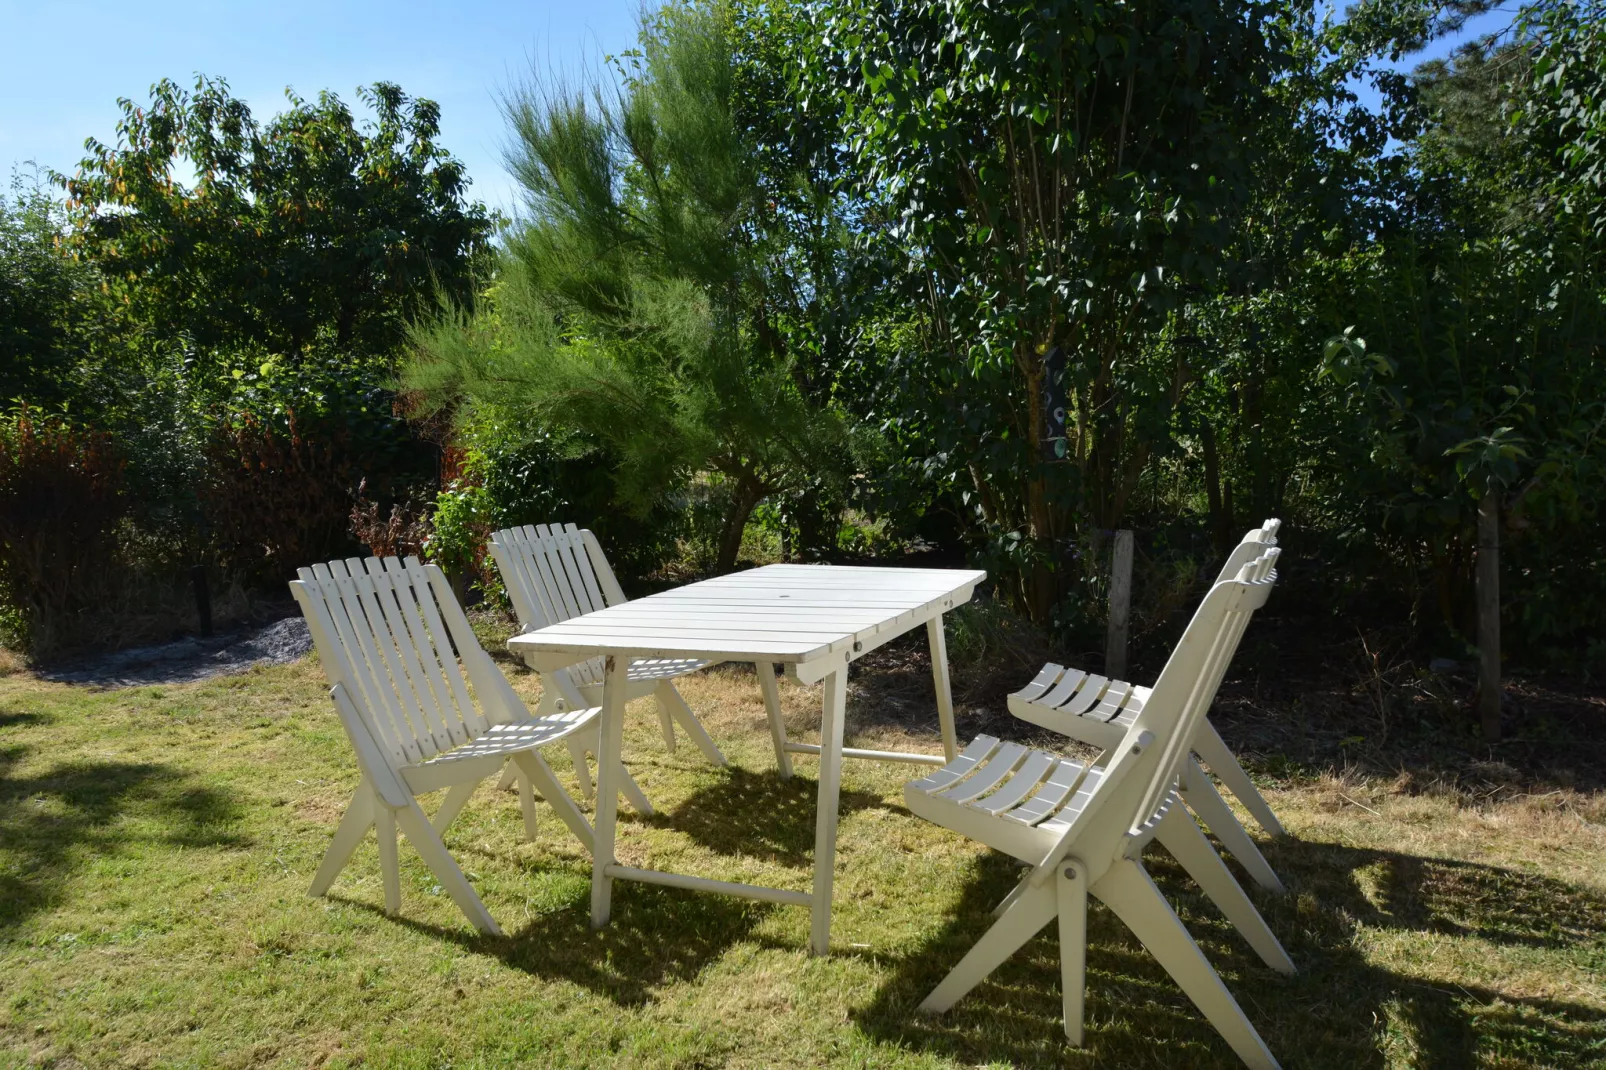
[927,615,959,762]
[591,654,627,928]
[758,661,792,779]
[809,662,849,956]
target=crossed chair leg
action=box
[922,847,1283,1070]
[308,748,597,936]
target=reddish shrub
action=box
[205,410,361,583]
[0,410,129,654]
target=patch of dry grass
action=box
[1,643,1603,1068]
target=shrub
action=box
[204,411,364,584]
[0,410,129,654]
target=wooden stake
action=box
[1105,529,1134,680]
[190,565,212,638]
[1476,485,1501,743]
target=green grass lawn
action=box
[1,639,1603,1068]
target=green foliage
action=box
[797,0,1367,620]
[0,410,129,654]
[405,1,847,573]
[61,77,493,367]
[1309,11,1606,655]
[0,177,106,411]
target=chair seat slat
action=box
[1010,663,1063,703]
[1037,668,1090,710]
[909,735,1001,795]
[1002,758,1089,826]
[969,750,1056,815]
[939,742,1027,803]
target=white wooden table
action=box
[507,563,986,954]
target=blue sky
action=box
[2,1,1518,215]
[0,0,643,215]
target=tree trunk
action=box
[715,475,766,574]
[1201,421,1230,556]
[1476,486,1501,743]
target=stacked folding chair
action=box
[1008,519,1287,892]
[904,547,1289,1068]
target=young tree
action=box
[61,78,492,369]
[800,0,1338,619]
[406,1,844,572]
[0,177,103,409]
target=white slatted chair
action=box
[905,550,1289,1069]
[488,524,730,790]
[290,554,651,935]
[1006,519,1287,895]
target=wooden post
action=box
[1105,530,1134,680]
[1476,485,1501,743]
[190,565,212,638]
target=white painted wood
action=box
[1153,804,1293,974]
[1193,721,1284,838]
[1105,529,1135,680]
[290,557,606,935]
[603,865,813,907]
[1180,757,1285,894]
[591,654,627,929]
[1058,859,1089,1045]
[1006,521,1288,843]
[783,743,948,766]
[902,548,1288,1066]
[506,562,983,955]
[1097,859,1279,1069]
[490,524,725,765]
[757,662,792,778]
[810,662,849,956]
[927,616,959,761]
[308,778,375,897]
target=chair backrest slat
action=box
[528,524,586,622]
[341,557,445,760]
[487,530,553,630]
[1213,518,1279,585]
[295,566,412,766]
[293,554,495,768]
[582,529,629,606]
[555,523,608,614]
[490,523,624,688]
[1132,549,1278,825]
[402,557,486,738]
[373,557,472,750]
[313,560,427,764]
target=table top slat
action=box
[508,564,986,665]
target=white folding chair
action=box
[1007,519,1288,894]
[291,554,651,935]
[488,524,733,790]
[905,550,1289,1068]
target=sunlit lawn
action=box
[1,632,1603,1068]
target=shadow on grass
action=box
[649,765,890,865]
[853,835,1606,1068]
[362,881,777,1007]
[0,710,44,730]
[0,742,247,934]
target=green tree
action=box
[406,1,844,573]
[1319,4,1606,651]
[0,176,104,409]
[61,77,492,369]
[799,0,1348,619]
